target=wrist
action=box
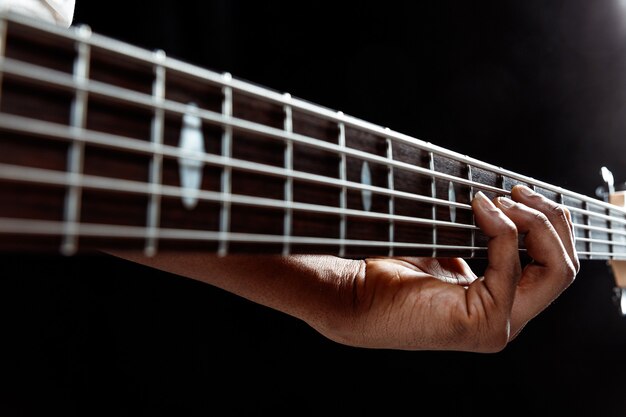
[303,256,366,346]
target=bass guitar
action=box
[0,11,624,310]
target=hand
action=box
[319,185,579,352]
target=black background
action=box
[3,1,626,416]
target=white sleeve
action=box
[0,0,75,28]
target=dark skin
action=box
[115,185,579,352]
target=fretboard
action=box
[0,12,625,260]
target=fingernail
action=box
[518,185,535,197]
[497,196,515,208]
[474,191,495,209]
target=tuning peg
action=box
[601,166,615,195]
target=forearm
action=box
[108,251,364,333]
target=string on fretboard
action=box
[0,12,625,260]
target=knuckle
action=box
[531,210,551,228]
[561,206,572,221]
[548,204,569,224]
[571,254,581,274]
[554,258,578,288]
[565,258,579,280]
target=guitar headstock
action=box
[598,167,626,316]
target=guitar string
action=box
[2,13,625,219]
[3,56,626,226]
[0,163,480,230]
[0,217,624,260]
[1,109,625,235]
[0,18,621,247]
[0,17,613,256]
[1,162,626,249]
[0,58,509,196]
[0,217,489,252]
[53,19,626,219]
[1,114,626,240]
[0,114,473,211]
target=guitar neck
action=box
[0,12,625,260]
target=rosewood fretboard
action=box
[0,12,625,260]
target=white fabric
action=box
[0,0,75,28]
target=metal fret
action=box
[338,113,347,257]
[498,173,505,193]
[583,201,592,259]
[0,112,475,211]
[468,165,476,258]
[3,12,626,260]
[429,151,437,257]
[2,11,623,220]
[61,25,91,255]
[385,130,395,257]
[0,55,513,196]
[218,72,233,256]
[144,50,166,256]
[0,162,482,230]
[0,16,7,109]
[282,93,293,255]
[606,205,614,260]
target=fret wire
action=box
[282,93,294,256]
[583,201,592,259]
[61,25,91,256]
[4,121,626,238]
[4,216,626,260]
[468,165,476,258]
[0,12,575,205]
[8,2,614,216]
[3,14,626,258]
[211,69,626,216]
[3,111,626,231]
[0,55,530,205]
[429,152,437,257]
[0,16,7,109]
[0,58,509,196]
[0,163,480,231]
[218,72,233,256]
[145,49,167,257]
[2,13,625,217]
[7,56,626,221]
[385,130,395,257]
[606,204,613,259]
[2,66,625,225]
[0,114,474,211]
[338,116,347,258]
